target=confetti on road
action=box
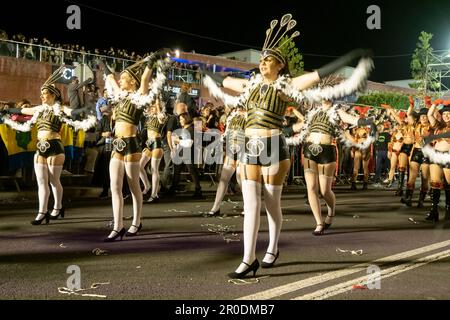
[59,243,67,248]
[352,284,368,290]
[201,223,240,243]
[336,248,363,256]
[165,209,190,213]
[58,282,110,298]
[353,215,360,219]
[92,248,109,256]
[228,275,269,285]
[408,217,420,224]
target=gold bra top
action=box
[36,110,62,132]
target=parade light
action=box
[175,49,180,58]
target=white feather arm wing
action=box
[286,58,374,104]
[2,117,33,132]
[202,76,240,107]
[63,115,97,131]
[422,145,450,165]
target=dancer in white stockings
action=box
[140,99,167,203]
[201,13,373,278]
[1,67,96,225]
[207,106,246,216]
[99,49,171,241]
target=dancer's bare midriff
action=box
[37,130,61,141]
[115,121,137,138]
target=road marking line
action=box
[236,239,450,300]
[293,249,450,300]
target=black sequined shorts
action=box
[400,143,413,156]
[144,137,163,152]
[112,136,141,156]
[410,148,430,165]
[303,143,337,164]
[241,134,290,166]
[36,139,65,158]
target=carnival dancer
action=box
[202,13,374,278]
[401,96,432,207]
[294,90,376,236]
[207,105,246,216]
[0,66,97,225]
[139,98,168,203]
[383,106,406,189]
[422,99,450,221]
[394,99,415,196]
[99,49,171,241]
[349,108,372,190]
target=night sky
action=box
[2,0,450,82]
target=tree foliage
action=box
[410,31,441,95]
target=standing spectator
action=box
[176,83,197,118]
[169,112,203,198]
[161,102,185,193]
[67,76,92,111]
[96,89,109,121]
[373,122,391,186]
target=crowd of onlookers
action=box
[0,30,151,72]
[0,30,206,82]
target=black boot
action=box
[394,172,405,196]
[425,188,440,222]
[401,189,413,206]
[362,182,368,190]
[350,182,357,190]
[417,190,427,208]
[445,189,450,220]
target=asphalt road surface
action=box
[0,185,449,300]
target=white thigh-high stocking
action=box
[48,165,64,217]
[34,162,50,219]
[262,184,283,264]
[109,157,125,234]
[150,157,162,198]
[139,154,151,195]
[210,164,235,212]
[125,161,143,233]
[235,180,262,273]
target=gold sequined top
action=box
[245,83,289,129]
[226,113,246,143]
[145,114,167,134]
[36,110,62,132]
[309,109,336,136]
[114,98,144,126]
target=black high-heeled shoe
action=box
[49,207,65,220]
[205,209,220,217]
[261,251,279,268]
[125,223,142,237]
[30,212,50,225]
[228,259,259,279]
[103,228,126,242]
[324,214,335,230]
[312,224,324,236]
